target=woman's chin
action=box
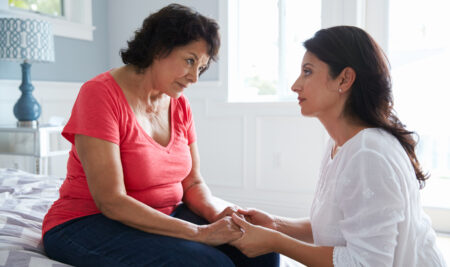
[300,109,313,117]
[166,91,183,99]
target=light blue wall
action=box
[0,0,109,82]
[0,0,220,82]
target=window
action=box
[8,0,63,17]
[228,0,321,101]
[388,0,450,231]
[0,0,94,41]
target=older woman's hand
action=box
[212,205,243,222]
[230,213,278,258]
[196,216,243,246]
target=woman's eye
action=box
[186,58,195,65]
[303,69,312,76]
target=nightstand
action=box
[0,124,70,175]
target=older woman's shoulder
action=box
[173,94,193,111]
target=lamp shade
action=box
[0,17,55,63]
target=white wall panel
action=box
[193,100,245,188]
[255,116,325,193]
[187,97,327,217]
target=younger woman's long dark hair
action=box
[304,26,429,188]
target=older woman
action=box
[230,26,447,267]
[42,4,279,267]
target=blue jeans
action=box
[43,204,280,267]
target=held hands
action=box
[212,205,241,222]
[196,216,243,246]
[198,206,279,257]
[237,208,277,230]
[230,213,278,257]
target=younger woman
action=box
[230,26,447,267]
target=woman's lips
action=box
[177,82,187,89]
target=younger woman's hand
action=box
[230,213,278,257]
[237,208,277,230]
[196,216,243,246]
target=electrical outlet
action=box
[273,152,282,169]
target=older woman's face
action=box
[290,51,341,120]
[151,39,210,98]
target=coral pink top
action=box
[42,72,196,235]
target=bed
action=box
[0,168,301,267]
[0,168,70,267]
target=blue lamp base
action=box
[13,62,41,127]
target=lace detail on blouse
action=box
[312,129,447,267]
[333,246,355,267]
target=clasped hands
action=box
[198,206,279,257]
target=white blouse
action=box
[310,128,447,266]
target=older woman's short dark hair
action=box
[120,3,220,75]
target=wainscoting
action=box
[1,80,449,260]
[0,79,327,218]
[188,97,327,217]
[0,80,80,177]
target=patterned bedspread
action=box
[0,168,71,267]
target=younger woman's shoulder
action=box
[345,128,411,172]
[354,128,402,153]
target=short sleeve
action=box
[62,81,120,145]
[177,95,196,145]
[186,107,196,145]
[333,150,406,266]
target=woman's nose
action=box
[291,76,302,92]
[188,68,199,83]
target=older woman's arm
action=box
[75,134,242,246]
[181,142,239,223]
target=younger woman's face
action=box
[290,51,342,120]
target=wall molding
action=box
[0,79,322,220]
[214,191,314,217]
[0,79,82,94]
[0,79,81,125]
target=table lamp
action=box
[0,17,55,127]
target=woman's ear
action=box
[339,67,356,93]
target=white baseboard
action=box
[424,206,450,234]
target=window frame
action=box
[382,0,450,233]
[225,0,374,102]
[0,0,95,41]
[226,0,311,102]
